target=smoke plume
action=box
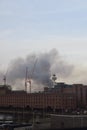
[0,49,74,91]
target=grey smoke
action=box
[2,49,74,90]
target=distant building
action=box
[44,82,87,109]
[0,83,87,110]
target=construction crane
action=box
[3,66,9,86]
[3,75,6,86]
[25,59,37,93]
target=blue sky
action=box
[0,0,87,67]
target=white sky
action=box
[0,0,87,69]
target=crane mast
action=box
[25,59,37,93]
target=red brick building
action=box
[0,83,87,111]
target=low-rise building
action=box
[0,82,87,110]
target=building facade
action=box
[0,83,87,110]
